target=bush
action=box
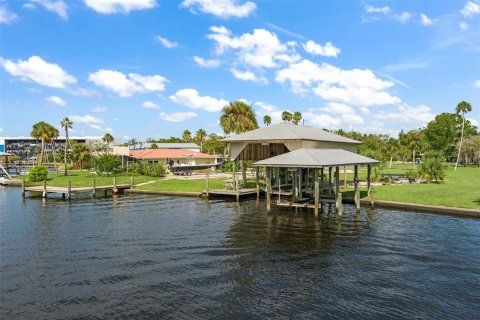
[420,156,445,182]
[127,162,166,177]
[95,154,121,176]
[28,165,48,182]
[406,171,418,183]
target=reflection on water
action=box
[1,187,479,319]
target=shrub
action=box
[95,154,121,176]
[420,156,445,182]
[406,171,418,183]
[28,165,48,182]
[127,162,166,177]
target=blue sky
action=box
[1,0,479,141]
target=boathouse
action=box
[220,123,379,215]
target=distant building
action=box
[114,147,217,167]
[0,136,103,159]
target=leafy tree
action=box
[95,154,121,176]
[102,133,114,154]
[195,129,207,153]
[457,135,480,166]
[72,144,91,171]
[263,115,271,126]
[30,121,55,165]
[455,101,473,170]
[151,143,158,149]
[28,165,48,182]
[60,117,73,175]
[281,110,293,123]
[182,130,192,142]
[292,111,302,125]
[220,101,259,187]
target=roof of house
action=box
[253,148,379,168]
[221,123,361,144]
[129,149,215,159]
[141,143,199,149]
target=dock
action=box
[207,188,261,201]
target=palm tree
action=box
[195,129,207,153]
[46,125,60,172]
[182,129,192,142]
[72,144,91,171]
[263,115,272,126]
[60,117,73,175]
[102,133,114,154]
[30,121,53,165]
[220,101,258,188]
[455,101,473,170]
[281,110,293,123]
[292,111,302,125]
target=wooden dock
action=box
[207,188,261,201]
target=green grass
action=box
[343,166,480,209]
[19,171,162,187]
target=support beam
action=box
[205,172,209,198]
[232,160,236,191]
[320,168,324,196]
[367,164,371,191]
[293,169,298,202]
[298,168,303,198]
[22,178,25,197]
[335,166,340,197]
[368,185,375,208]
[314,169,319,217]
[255,166,260,200]
[344,165,347,188]
[328,167,332,195]
[336,192,343,216]
[266,167,271,211]
[354,165,359,212]
[67,181,71,199]
[43,180,47,198]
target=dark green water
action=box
[1,187,479,319]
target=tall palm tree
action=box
[30,121,52,165]
[263,115,272,126]
[182,129,192,142]
[292,111,302,125]
[72,144,91,171]
[220,101,258,188]
[281,110,293,123]
[60,117,73,175]
[195,129,207,153]
[102,133,114,154]
[46,125,60,172]
[455,101,473,170]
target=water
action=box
[1,187,479,319]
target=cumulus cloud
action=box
[88,69,168,97]
[318,102,354,114]
[231,69,267,83]
[375,104,435,125]
[364,4,412,24]
[92,106,107,112]
[394,12,411,23]
[459,21,469,29]
[420,13,433,26]
[275,59,400,106]
[207,26,300,69]
[193,56,221,68]
[155,36,178,48]
[181,0,256,18]
[30,0,69,19]
[84,0,156,14]
[302,40,340,57]
[303,113,340,128]
[341,113,364,125]
[2,56,77,88]
[364,5,391,14]
[160,111,198,122]
[169,89,228,112]
[142,101,160,109]
[460,1,480,17]
[69,114,112,132]
[46,96,66,106]
[0,6,19,24]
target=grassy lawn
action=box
[19,171,162,187]
[343,166,480,209]
[135,178,257,193]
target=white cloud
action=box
[181,0,256,18]
[460,1,480,17]
[31,0,68,19]
[46,96,66,106]
[319,102,354,114]
[303,112,340,128]
[142,101,160,109]
[420,13,433,26]
[468,118,478,126]
[155,36,178,48]
[375,104,434,125]
[69,114,112,132]
[364,5,391,14]
[2,56,77,88]
[231,69,267,83]
[302,40,340,57]
[160,111,198,122]
[193,56,221,68]
[92,106,107,112]
[84,0,156,14]
[0,6,18,24]
[207,26,300,69]
[0,128,3,132]
[169,89,228,112]
[88,69,168,97]
[394,12,411,23]
[459,21,469,29]
[341,113,364,125]
[254,101,277,112]
[474,80,480,88]
[383,57,431,72]
[275,59,400,106]
[23,3,37,10]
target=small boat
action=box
[170,155,214,175]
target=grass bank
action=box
[135,178,257,193]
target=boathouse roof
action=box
[221,123,361,144]
[253,148,379,168]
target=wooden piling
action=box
[266,167,271,211]
[130,176,134,189]
[314,169,319,217]
[205,172,209,198]
[368,185,375,207]
[92,179,96,198]
[328,167,332,194]
[335,166,340,196]
[336,192,343,216]
[113,177,117,188]
[42,180,47,198]
[320,168,324,196]
[21,178,25,197]
[255,166,260,200]
[354,165,360,212]
[367,164,371,191]
[67,181,71,199]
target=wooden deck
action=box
[207,187,261,199]
[23,184,131,198]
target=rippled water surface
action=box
[1,187,479,319]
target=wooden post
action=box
[367,164,371,191]
[130,176,134,189]
[336,192,343,216]
[67,181,71,199]
[255,166,260,200]
[232,160,236,191]
[298,168,303,198]
[113,177,117,188]
[22,178,25,197]
[266,167,271,211]
[344,165,347,188]
[314,169,319,217]
[42,180,47,198]
[293,169,298,202]
[92,179,96,198]
[368,185,375,208]
[328,167,332,195]
[354,165,360,212]
[205,172,209,198]
[320,168,324,195]
[335,166,340,197]
[306,168,310,194]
